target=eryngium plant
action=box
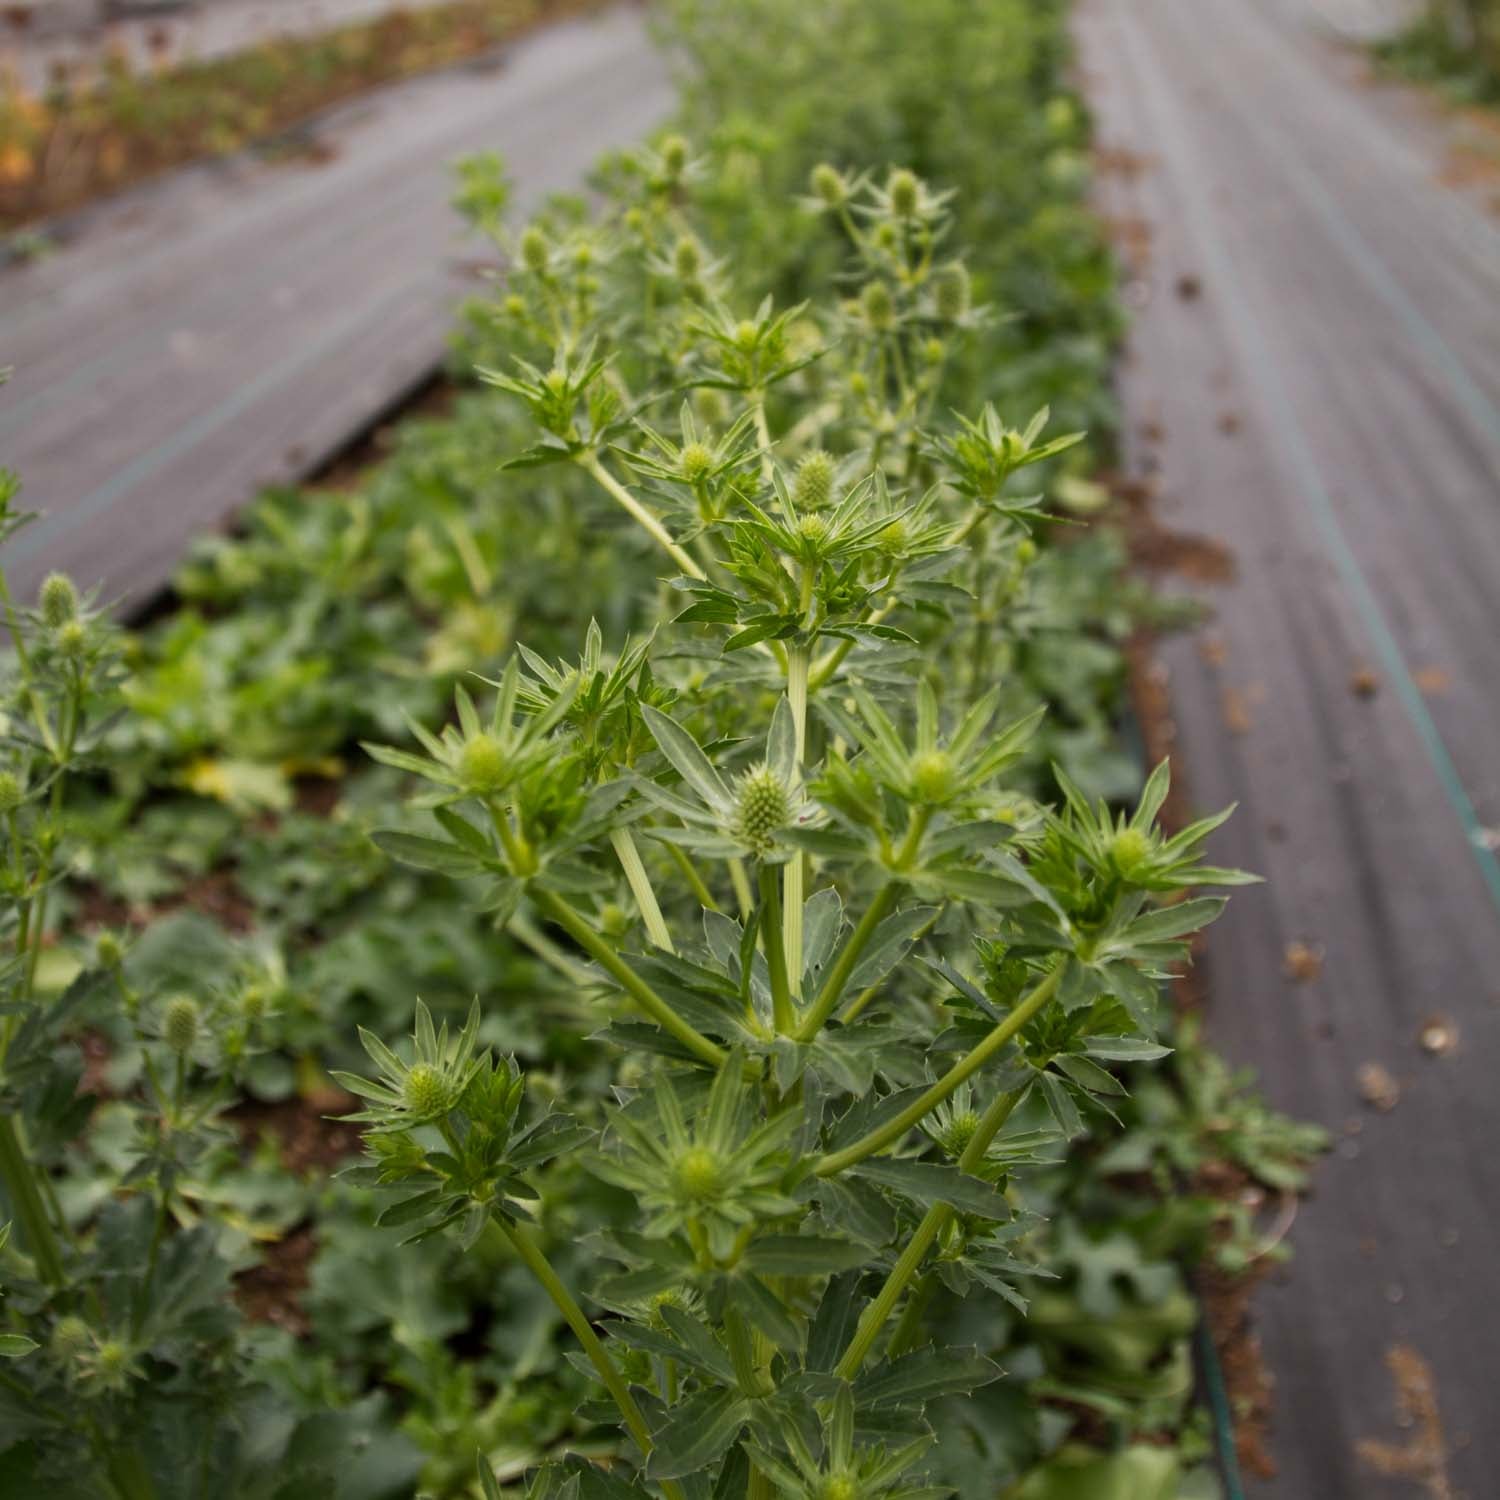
[353,153,1251,1495]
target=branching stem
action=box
[814,961,1061,1177]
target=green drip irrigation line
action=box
[1197,1317,1246,1500]
[1113,0,1500,918]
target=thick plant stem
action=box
[530,887,724,1067]
[783,646,809,994]
[794,882,898,1042]
[0,1113,65,1287]
[667,844,719,912]
[729,858,754,919]
[582,455,706,581]
[103,1442,158,1500]
[611,828,675,953]
[758,864,794,1034]
[498,1217,686,1500]
[814,962,1062,1177]
[834,1086,1027,1379]
[796,809,930,1041]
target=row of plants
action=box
[0,0,578,232]
[1373,0,1500,102]
[0,1,1321,1496]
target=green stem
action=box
[834,1086,1027,1379]
[839,904,944,1024]
[757,865,794,1034]
[751,395,775,486]
[582,455,706,581]
[498,1217,685,1500]
[508,912,595,987]
[0,1114,64,1285]
[783,648,810,995]
[611,828,674,953]
[666,843,719,912]
[794,882,898,1043]
[103,1441,158,1500]
[796,809,930,1042]
[729,858,753,920]
[814,962,1061,1177]
[530,887,724,1067]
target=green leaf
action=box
[854,1345,1002,1409]
[741,1234,868,1275]
[645,1387,751,1480]
[0,1335,37,1359]
[851,1159,1010,1219]
[371,831,489,878]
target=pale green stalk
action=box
[757,864,794,1034]
[833,1084,1027,1379]
[499,1216,687,1500]
[782,646,809,996]
[530,887,724,1067]
[611,827,674,952]
[814,961,1062,1176]
[581,455,706,581]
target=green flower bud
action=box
[457,733,509,795]
[623,206,645,233]
[0,770,24,814]
[659,134,689,177]
[1111,827,1152,877]
[810,162,846,207]
[733,319,759,352]
[402,1063,450,1119]
[910,749,957,804]
[1015,537,1038,566]
[887,168,921,218]
[877,518,908,555]
[95,930,124,968]
[941,1110,981,1159]
[848,371,869,398]
[239,982,267,1022]
[934,261,971,323]
[503,293,526,319]
[860,281,895,332]
[796,513,829,548]
[679,442,714,485]
[793,451,835,510]
[822,1477,860,1500]
[571,241,593,270]
[673,1146,724,1202]
[519,225,549,274]
[673,235,702,280]
[92,1339,131,1391]
[598,901,631,939]
[733,766,790,858]
[39,572,78,628]
[56,620,87,657]
[923,336,946,366]
[50,1315,92,1364]
[163,996,200,1055]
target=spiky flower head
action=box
[886,167,921,218]
[50,1315,92,1365]
[679,441,715,485]
[673,234,703,280]
[0,770,24,814]
[402,1062,452,1119]
[733,764,792,859]
[860,281,895,333]
[793,450,836,510]
[519,225,549,274]
[909,749,957,805]
[162,996,200,1055]
[934,261,971,323]
[39,572,78,628]
[810,162,848,207]
[659,134,689,177]
[457,732,510,795]
[1109,826,1152,878]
